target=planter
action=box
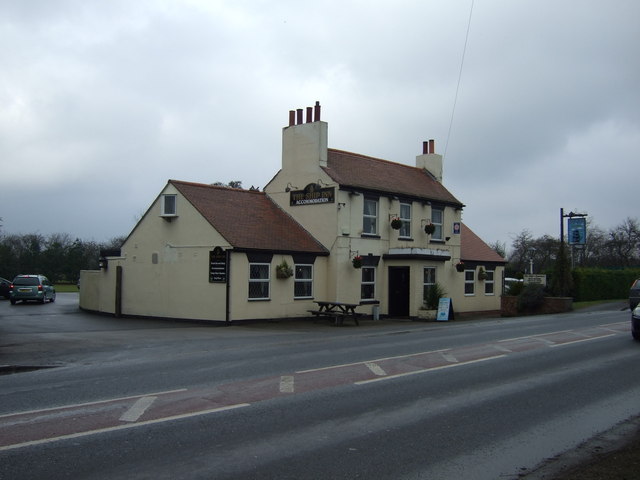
[424,223,435,235]
[276,260,293,279]
[455,262,465,272]
[352,256,362,269]
[391,218,402,230]
[417,309,437,321]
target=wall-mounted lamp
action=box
[285,182,299,192]
[99,257,108,270]
[337,202,346,209]
[445,237,451,242]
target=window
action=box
[294,264,313,299]
[431,207,443,240]
[464,269,475,295]
[248,263,270,300]
[399,202,411,238]
[423,267,436,303]
[363,198,378,235]
[484,270,495,295]
[361,266,376,300]
[161,194,177,216]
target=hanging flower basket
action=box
[352,255,363,269]
[455,261,465,272]
[478,267,488,281]
[424,223,436,235]
[390,218,402,230]
[276,260,293,279]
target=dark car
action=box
[9,274,56,304]
[630,279,640,310]
[0,277,10,299]
[632,305,640,341]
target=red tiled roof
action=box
[323,149,464,206]
[170,180,328,254]
[461,223,506,264]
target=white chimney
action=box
[416,139,443,182]
[282,101,328,173]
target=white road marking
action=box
[549,334,615,347]
[0,388,187,420]
[0,403,250,452]
[280,375,295,393]
[364,362,387,376]
[355,355,506,385]
[119,396,157,423]
[441,352,458,363]
[296,348,450,374]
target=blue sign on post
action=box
[568,217,586,245]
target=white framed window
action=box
[423,267,436,303]
[484,270,495,295]
[294,264,313,299]
[399,202,411,238]
[363,198,378,235]
[431,207,443,240]
[464,269,475,295]
[361,266,376,300]
[248,263,270,300]
[161,194,177,216]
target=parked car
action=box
[630,279,640,310]
[9,275,56,305]
[632,304,640,341]
[0,277,10,299]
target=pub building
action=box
[80,102,506,323]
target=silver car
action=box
[10,274,56,305]
[630,279,640,310]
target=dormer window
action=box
[161,194,177,217]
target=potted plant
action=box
[419,282,446,320]
[352,255,362,269]
[276,259,293,279]
[455,261,465,272]
[391,217,403,230]
[424,223,436,235]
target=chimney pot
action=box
[428,139,435,154]
[296,109,303,125]
[306,106,313,123]
[314,101,321,122]
[422,141,429,154]
[289,110,296,127]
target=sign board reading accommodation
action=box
[290,183,335,206]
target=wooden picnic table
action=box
[308,301,362,326]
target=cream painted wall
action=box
[228,254,329,320]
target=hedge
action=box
[571,268,640,302]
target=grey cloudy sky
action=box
[1,0,638,250]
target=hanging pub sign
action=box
[209,247,227,283]
[568,217,586,245]
[290,183,335,206]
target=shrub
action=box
[425,282,446,310]
[517,284,546,312]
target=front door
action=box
[388,266,410,317]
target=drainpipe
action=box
[225,250,231,324]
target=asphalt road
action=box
[0,294,638,479]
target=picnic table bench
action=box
[307,301,363,326]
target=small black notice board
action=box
[209,247,227,283]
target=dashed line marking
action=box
[355,355,506,385]
[365,362,387,376]
[119,396,157,422]
[441,352,458,363]
[549,334,615,347]
[280,375,295,393]
[0,403,250,452]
